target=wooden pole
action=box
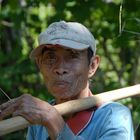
[0,84,140,136]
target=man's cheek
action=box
[77,75,87,87]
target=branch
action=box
[102,38,120,77]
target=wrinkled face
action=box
[37,45,91,100]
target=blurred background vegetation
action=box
[0,0,140,139]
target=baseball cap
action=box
[30,21,96,59]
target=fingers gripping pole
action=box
[0,84,140,136]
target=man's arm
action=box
[0,94,65,140]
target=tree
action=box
[0,0,140,139]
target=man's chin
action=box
[52,90,72,99]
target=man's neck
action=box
[56,87,93,104]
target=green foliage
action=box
[0,0,140,139]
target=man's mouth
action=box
[54,81,69,87]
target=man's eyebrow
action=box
[41,47,55,54]
[65,48,79,53]
[67,49,84,55]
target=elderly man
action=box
[0,21,134,140]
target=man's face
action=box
[37,45,90,100]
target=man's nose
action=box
[54,67,68,75]
[53,60,68,75]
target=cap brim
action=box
[30,39,89,60]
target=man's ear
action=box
[88,55,100,78]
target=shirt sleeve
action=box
[27,126,36,140]
[96,103,134,140]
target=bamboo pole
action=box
[0,84,140,136]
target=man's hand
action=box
[0,94,65,140]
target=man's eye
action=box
[47,55,57,62]
[45,51,56,60]
[42,53,57,65]
[48,58,56,65]
[48,54,56,60]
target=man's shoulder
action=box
[93,101,131,125]
[93,101,131,121]
[97,101,129,112]
[90,103,134,140]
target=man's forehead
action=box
[41,44,86,52]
